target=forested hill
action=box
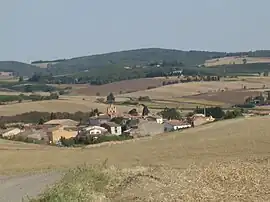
[0,61,45,77]
[2,48,270,77]
[47,48,226,75]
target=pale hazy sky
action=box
[1,0,270,62]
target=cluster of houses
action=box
[0,104,215,145]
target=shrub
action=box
[138,96,151,102]
[224,108,243,119]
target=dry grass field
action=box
[2,116,270,174]
[53,78,170,96]
[1,77,270,115]
[184,90,262,104]
[0,96,139,116]
[119,80,268,100]
[1,116,270,201]
[204,56,270,67]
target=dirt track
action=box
[0,172,61,202]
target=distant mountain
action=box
[0,61,45,77]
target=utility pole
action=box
[204,105,206,117]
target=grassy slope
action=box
[25,116,270,201]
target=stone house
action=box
[89,115,111,126]
[101,122,122,136]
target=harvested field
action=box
[184,90,261,105]
[0,97,135,116]
[63,78,170,96]
[2,116,270,201]
[120,81,267,99]
[1,116,270,174]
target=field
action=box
[119,80,268,100]
[0,76,270,115]
[52,78,169,96]
[0,96,139,116]
[184,90,261,104]
[204,56,270,67]
[1,116,270,201]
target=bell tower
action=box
[107,104,117,118]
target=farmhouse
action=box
[101,122,122,136]
[164,120,191,132]
[79,125,107,135]
[47,125,77,144]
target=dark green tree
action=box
[106,92,115,104]
[19,76,23,82]
[159,108,181,120]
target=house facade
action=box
[101,122,122,136]
[47,126,77,144]
[80,126,107,135]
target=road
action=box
[0,172,62,202]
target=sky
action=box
[1,0,270,63]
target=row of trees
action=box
[0,93,59,104]
[158,106,243,120]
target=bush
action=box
[138,96,151,102]
[60,137,76,147]
[128,108,138,116]
[194,106,225,119]
[224,109,243,119]
[93,135,133,144]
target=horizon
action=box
[1,0,270,62]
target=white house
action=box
[101,122,122,136]
[164,120,191,132]
[82,126,107,135]
[1,128,24,137]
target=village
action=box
[0,103,216,146]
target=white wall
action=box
[164,123,191,132]
[110,126,122,136]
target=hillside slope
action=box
[3,49,270,77]
[47,48,225,74]
[2,116,269,201]
[0,61,44,77]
